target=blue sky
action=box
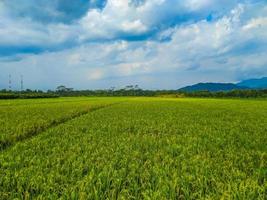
[0,0,267,90]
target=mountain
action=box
[178,83,248,92]
[237,77,267,89]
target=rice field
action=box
[0,97,266,199]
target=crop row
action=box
[0,98,266,199]
[0,97,123,150]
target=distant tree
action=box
[25,89,32,93]
[134,85,139,90]
[0,89,8,93]
[56,85,73,92]
[109,87,115,91]
[125,85,134,90]
[56,85,67,92]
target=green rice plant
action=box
[0,98,266,199]
[0,97,124,150]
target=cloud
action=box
[1,0,263,56]
[243,17,267,30]
[2,0,107,24]
[0,1,267,90]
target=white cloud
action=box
[1,0,256,50]
[121,20,147,33]
[243,17,267,30]
[186,0,212,11]
[0,1,267,90]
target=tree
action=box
[56,85,73,92]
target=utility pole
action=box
[8,74,12,91]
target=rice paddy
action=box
[0,97,266,199]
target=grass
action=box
[0,97,266,199]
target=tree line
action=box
[0,89,59,99]
[0,87,267,99]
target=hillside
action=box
[178,83,248,92]
[237,77,267,89]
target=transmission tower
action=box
[8,74,12,91]
[20,75,24,91]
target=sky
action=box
[0,0,267,90]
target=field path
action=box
[0,100,124,151]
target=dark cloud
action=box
[0,0,266,91]
[3,0,107,24]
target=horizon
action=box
[1,76,267,92]
[1,0,267,90]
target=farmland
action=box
[0,97,266,199]
[0,97,124,150]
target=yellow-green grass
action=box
[0,97,266,199]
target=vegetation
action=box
[184,89,267,98]
[0,90,59,99]
[1,86,267,99]
[0,97,123,150]
[0,97,266,199]
[54,87,267,98]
